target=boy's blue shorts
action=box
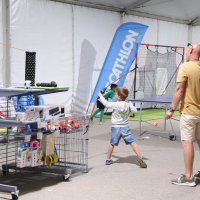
[110,127,135,146]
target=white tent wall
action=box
[125,15,188,46]
[157,21,188,46]
[125,15,159,44]
[9,0,121,114]
[0,0,200,114]
[9,0,73,111]
[191,26,200,42]
[71,6,120,113]
[0,0,3,84]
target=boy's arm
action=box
[98,92,109,106]
[98,92,116,109]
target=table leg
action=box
[139,102,142,135]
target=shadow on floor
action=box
[0,172,64,195]
[0,168,91,198]
[112,155,148,167]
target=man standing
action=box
[165,43,200,187]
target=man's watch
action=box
[168,106,175,113]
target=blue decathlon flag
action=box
[90,22,148,103]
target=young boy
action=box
[98,86,147,168]
[92,83,118,125]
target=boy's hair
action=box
[110,83,118,90]
[116,87,129,101]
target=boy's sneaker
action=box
[171,174,196,187]
[99,122,103,125]
[136,157,147,168]
[194,171,200,183]
[105,160,113,165]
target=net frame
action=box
[126,43,185,108]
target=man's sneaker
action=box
[194,171,200,183]
[171,174,196,187]
[105,160,113,165]
[99,122,103,125]
[136,157,147,168]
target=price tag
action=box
[37,132,43,140]
[24,134,31,142]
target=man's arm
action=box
[171,81,186,109]
[165,81,186,120]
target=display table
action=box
[0,87,69,200]
[128,96,177,140]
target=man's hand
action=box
[165,110,173,120]
[98,92,103,97]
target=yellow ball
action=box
[152,122,159,126]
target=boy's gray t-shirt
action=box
[99,96,137,127]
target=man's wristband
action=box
[167,106,175,113]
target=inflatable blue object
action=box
[12,95,45,112]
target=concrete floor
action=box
[0,118,200,200]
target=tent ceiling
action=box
[50,0,200,25]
